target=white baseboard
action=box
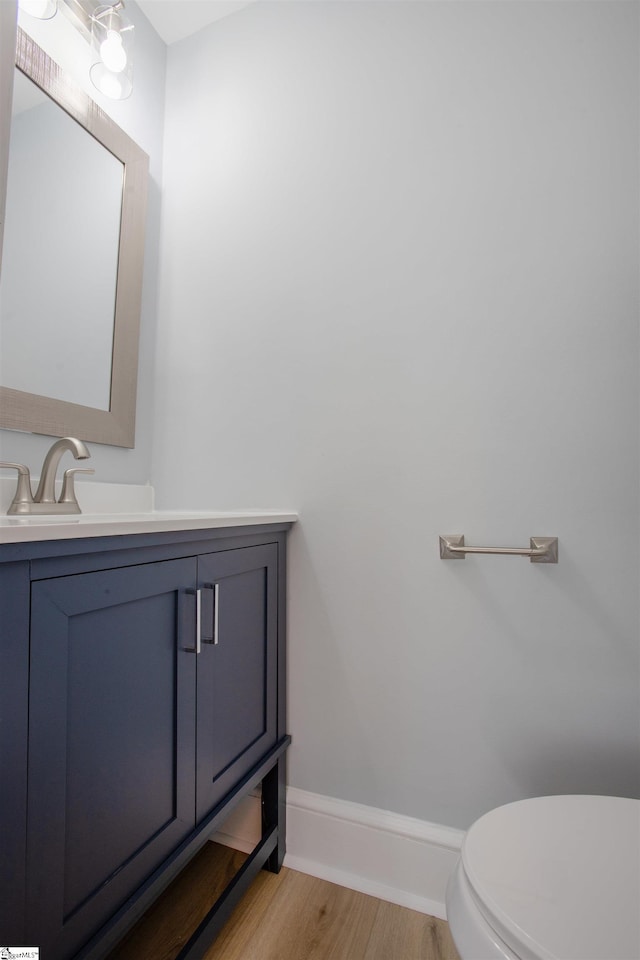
[283,788,464,921]
[210,790,262,854]
[210,786,464,921]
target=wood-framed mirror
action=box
[0,25,149,447]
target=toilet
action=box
[446,795,640,960]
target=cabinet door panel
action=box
[27,558,197,960]
[196,544,278,822]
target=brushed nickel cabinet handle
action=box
[195,589,202,654]
[199,584,218,644]
[181,589,200,653]
[213,583,220,645]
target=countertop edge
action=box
[0,512,299,545]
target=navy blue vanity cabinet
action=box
[0,522,291,960]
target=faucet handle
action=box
[0,462,35,514]
[59,467,95,510]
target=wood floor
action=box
[109,842,461,960]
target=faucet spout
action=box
[34,437,91,504]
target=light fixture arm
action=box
[93,0,124,19]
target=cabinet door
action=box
[27,558,198,960]
[196,543,278,822]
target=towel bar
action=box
[439,535,558,563]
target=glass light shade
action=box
[19,0,57,19]
[89,62,132,100]
[90,3,134,100]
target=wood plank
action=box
[176,829,279,960]
[364,897,460,960]
[205,869,381,960]
[108,844,248,960]
[108,842,460,960]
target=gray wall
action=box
[0,0,165,483]
[154,1,639,828]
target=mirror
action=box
[0,27,149,447]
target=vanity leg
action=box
[262,754,287,873]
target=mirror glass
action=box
[0,69,124,410]
[0,28,149,447]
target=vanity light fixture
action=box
[17,0,135,100]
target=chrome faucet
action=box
[0,437,94,515]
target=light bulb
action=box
[100,30,127,73]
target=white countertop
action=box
[0,510,298,544]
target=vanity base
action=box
[81,740,290,960]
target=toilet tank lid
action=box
[461,795,640,960]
